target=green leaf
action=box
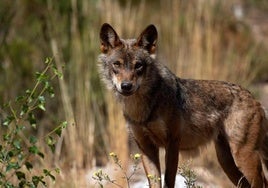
[15,95,25,102]
[29,136,37,144]
[45,57,52,64]
[45,83,55,98]
[15,124,25,134]
[38,104,46,111]
[16,171,26,180]
[38,96,45,103]
[18,153,24,161]
[6,162,19,171]
[36,72,49,83]
[25,161,33,171]
[45,136,55,153]
[19,180,26,187]
[0,171,4,178]
[29,145,39,154]
[3,102,10,108]
[43,169,55,181]
[55,121,68,137]
[61,121,68,129]
[7,150,14,158]
[52,65,63,79]
[49,173,55,181]
[32,175,46,187]
[3,182,15,188]
[20,104,29,116]
[28,145,44,158]
[44,81,50,89]
[3,116,15,126]
[55,168,60,174]
[25,89,31,94]
[13,139,21,150]
[38,152,45,159]
[26,89,33,103]
[45,136,54,145]
[27,113,36,128]
[35,72,41,81]
[49,146,55,154]
[38,96,46,111]
[55,128,62,137]
[3,134,11,141]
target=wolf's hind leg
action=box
[214,133,250,187]
[261,158,268,187]
[228,126,264,188]
[232,148,263,187]
[260,128,268,186]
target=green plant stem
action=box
[44,121,67,139]
[126,164,139,185]
[27,61,53,104]
[2,104,17,155]
[28,70,57,113]
[0,58,61,187]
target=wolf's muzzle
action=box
[121,82,133,92]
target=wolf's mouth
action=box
[118,90,135,96]
[117,86,139,96]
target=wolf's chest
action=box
[142,119,168,147]
[122,96,154,124]
[129,117,168,147]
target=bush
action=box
[0,58,66,187]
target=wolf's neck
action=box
[118,83,160,125]
[120,94,154,125]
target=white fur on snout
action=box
[112,75,123,93]
[112,74,140,95]
[150,54,156,59]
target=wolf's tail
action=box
[260,109,268,185]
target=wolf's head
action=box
[98,23,158,97]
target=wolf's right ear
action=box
[100,23,122,53]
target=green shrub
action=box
[0,58,66,187]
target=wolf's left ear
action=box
[136,25,157,55]
[100,23,122,53]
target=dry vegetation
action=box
[0,0,268,187]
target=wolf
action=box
[98,23,268,188]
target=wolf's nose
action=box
[121,82,133,91]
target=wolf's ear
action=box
[100,23,122,53]
[136,25,157,55]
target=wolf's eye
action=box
[113,61,121,68]
[135,62,143,70]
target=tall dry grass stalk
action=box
[156,0,258,84]
[42,2,97,188]
[45,1,83,187]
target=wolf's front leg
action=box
[131,126,161,187]
[164,140,179,188]
[141,150,161,188]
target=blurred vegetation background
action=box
[0,0,268,187]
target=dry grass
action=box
[1,0,266,187]
[49,0,262,187]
